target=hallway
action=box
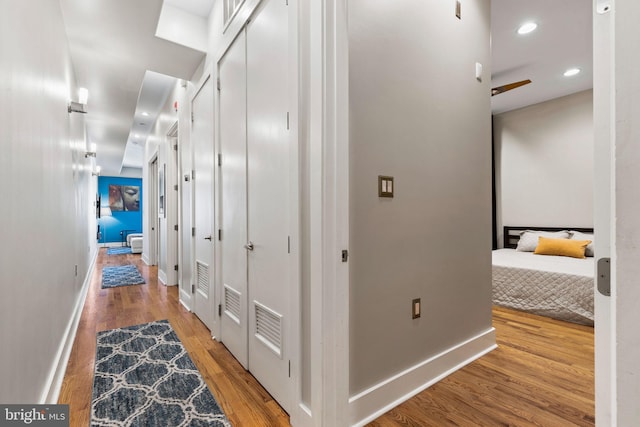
[56,249,594,426]
[57,249,289,426]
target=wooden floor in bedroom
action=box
[369,305,594,427]
[59,248,594,427]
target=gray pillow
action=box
[516,230,571,252]
[570,231,595,257]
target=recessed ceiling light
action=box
[517,22,537,35]
[142,112,149,117]
[564,68,581,77]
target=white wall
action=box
[0,1,95,403]
[348,0,495,423]
[143,81,189,286]
[494,90,594,246]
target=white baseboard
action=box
[349,328,497,427]
[158,269,167,285]
[179,289,192,311]
[141,253,151,265]
[101,242,122,248]
[290,403,313,427]
[40,248,98,404]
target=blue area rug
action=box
[91,320,231,427]
[107,247,133,255]
[101,265,146,289]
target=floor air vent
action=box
[224,285,241,324]
[254,301,283,358]
[196,261,209,296]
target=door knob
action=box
[204,236,212,241]
[244,241,254,251]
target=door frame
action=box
[167,122,179,286]
[178,101,195,309]
[147,153,159,266]
[593,3,613,425]
[594,1,640,424]
[303,0,350,425]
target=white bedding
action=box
[492,249,594,325]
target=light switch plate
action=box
[378,175,394,198]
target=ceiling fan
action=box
[491,79,531,96]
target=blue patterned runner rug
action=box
[107,247,133,255]
[91,320,232,426]
[101,265,146,289]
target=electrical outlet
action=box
[412,298,421,319]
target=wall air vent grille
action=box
[224,285,241,325]
[254,301,283,358]
[196,261,209,296]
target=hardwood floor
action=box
[369,306,594,427]
[59,249,594,427]
[58,248,290,427]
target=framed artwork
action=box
[159,164,165,218]
[108,184,140,211]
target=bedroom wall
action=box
[494,90,594,246]
[97,176,143,244]
[348,0,495,422]
[0,1,95,403]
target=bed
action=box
[492,226,595,326]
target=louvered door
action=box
[219,30,249,368]
[217,0,292,413]
[192,76,216,331]
[246,0,292,413]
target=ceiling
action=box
[60,0,593,174]
[59,0,211,175]
[491,0,593,115]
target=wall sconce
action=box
[85,142,97,158]
[68,87,89,114]
[92,166,102,176]
[596,0,611,13]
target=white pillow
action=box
[570,231,594,257]
[516,230,570,252]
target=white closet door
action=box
[192,76,216,331]
[246,0,292,413]
[219,31,249,368]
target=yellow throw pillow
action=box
[534,236,592,259]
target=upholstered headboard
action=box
[503,226,594,249]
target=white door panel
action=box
[246,0,291,413]
[193,76,216,331]
[219,32,249,368]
